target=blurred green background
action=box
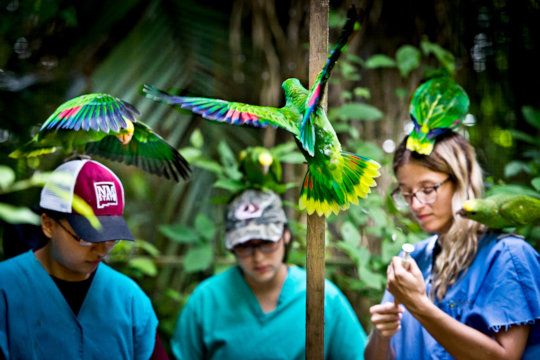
[1,0,539,355]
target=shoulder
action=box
[189,267,240,297]
[480,232,539,261]
[0,251,35,275]
[97,263,150,297]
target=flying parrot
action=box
[457,193,540,229]
[9,93,190,181]
[407,76,470,155]
[237,146,288,193]
[142,7,380,217]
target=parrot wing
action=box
[142,85,299,135]
[40,93,138,133]
[407,76,470,155]
[85,121,190,181]
[498,194,540,226]
[300,6,361,156]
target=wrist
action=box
[405,294,432,318]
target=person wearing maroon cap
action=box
[0,159,168,359]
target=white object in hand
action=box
[401,243,414,269]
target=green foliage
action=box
[159,213,216,274]
[0,166,49,225]
[108,239,161,279]
[493,105,540,249]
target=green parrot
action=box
[238,146,287,193]
[407,76,470,155]
[9,93,190,181]
[457,193,540,229]
[142,7,380,217]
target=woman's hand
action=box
[386,256,430,314]
[369,302,404,338]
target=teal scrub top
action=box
[171,265,367,359]
[0,251,158,359]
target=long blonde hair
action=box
[393,132,484,300]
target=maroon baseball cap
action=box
[39,159,134,243]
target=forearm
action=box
[364,330,395,360]
[408,298,516,360]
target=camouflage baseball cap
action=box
[225,190,287,250]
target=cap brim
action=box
[65,214,134,243]
[225,222,284,250]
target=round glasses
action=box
[54,219,119,247]
[391,178,450,207]
[232,238,282,258]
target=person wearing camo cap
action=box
[170,189,368,359]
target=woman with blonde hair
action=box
[365,131,540,359]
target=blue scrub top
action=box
[0,251,158,359]
[171,265,367,359]
[382,233,540,360]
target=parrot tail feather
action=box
[299,151,380,216]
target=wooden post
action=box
[306,1,328,359]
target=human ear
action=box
[41,213,54,239]
[282,228,291,245]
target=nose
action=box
[409,195,425,211]
[92,242,114,257]
[252,246,265,261]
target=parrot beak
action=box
[116,119,135,145]
[258,152,273,174]
[116,132,133,145]
[456,208,468,218]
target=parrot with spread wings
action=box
[457,193,540,229]
[142,7,380,216]
[9,93,190,182]
[407,76,470,155]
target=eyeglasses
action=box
[232,238,282,258]
[54,219,119,247]
[392,177,450,207]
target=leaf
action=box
[532,177,540,192]
[129,257,158,277]
[509,129,540,147]
[190,129,204,148]
[194,214,215,241]
[0,203,41,224]
[333,103,383,121]
[213,178,245,192]
[486,184,540,198]
[183,245,213,273]
[504,161,531,178]
[134,239,161,256]
[522,106,540,130]
[420,39,455,74]
[358,266,385,290]
[0,166,15,189]
[190,158,223,174]
[364,54,396,69]
[178,147,202,162]
[159,224,200,243]
[341,221,361,246]
[353,87,371,99]
[395,45,421,77]
[367,207,388,227]
[218,140,237,169]
[276,151,305,164]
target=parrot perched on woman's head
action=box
[9,93,190,181]
[457,193,540,229]
[407,76,470,155]
[142,6,380,217]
